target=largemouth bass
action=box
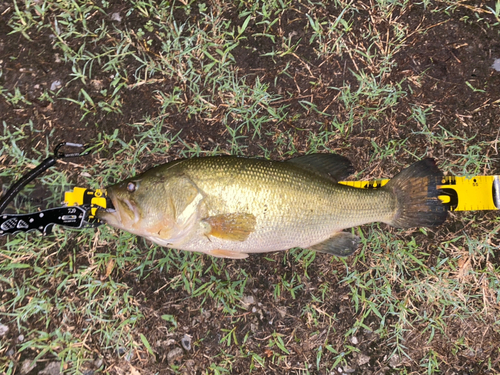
[96,154,447,258]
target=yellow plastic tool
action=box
[64,187,107,218]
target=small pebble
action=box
[389,354,401,368]
[39,362,61,375]
[276,306,286,318]
[350,336,358,345]
[50,80,62,91]
[357,353,370,366]
[20,359,35,375]
[181,334,192,351]
[0,323,8,336]
[93,358,103,368]
[342,365,356,373]
[492,58,500,72]
[111,12,122,22]
[167,347,183,366]
[240,295,255,308]
[164,338,176,347]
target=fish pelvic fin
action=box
[308,232,360,257]
[202,213,257,241]
[384,158,447,228]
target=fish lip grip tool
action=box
[0,188,110,236]
[0,143,109,236]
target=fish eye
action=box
[127,182,136,192]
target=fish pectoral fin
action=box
[206,249,249,259]
[308,232,360,257]
[202,213,256,242]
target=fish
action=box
[96,154,447,259]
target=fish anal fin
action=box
[203,213,256,241]
[308,232,360,257]
[206,249,249,259]
[286,154,354,182]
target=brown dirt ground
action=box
[1,1,500,374]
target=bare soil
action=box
[1,1,500,374]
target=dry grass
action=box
[1,0,500,374]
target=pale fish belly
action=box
[146,202,336,254]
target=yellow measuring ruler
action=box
[64,176,499,215]
[339,176,500,211]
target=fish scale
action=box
[188,158,385,236]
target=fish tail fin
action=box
[384,158,447,228]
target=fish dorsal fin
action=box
[286,154,354,182]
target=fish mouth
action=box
[96,192,140,229]
[96,192,122,227]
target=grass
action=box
[1,0,500,374]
